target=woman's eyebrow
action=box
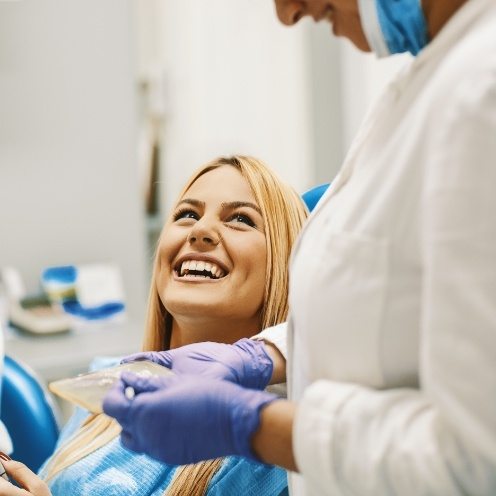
[176,198,204,208]
[222,201,262,215]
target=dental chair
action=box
[302,183,330,212]
[0,355,60,472]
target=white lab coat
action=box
[261,0,496,494]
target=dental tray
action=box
[9,294,72,335]
[49,361,173,413]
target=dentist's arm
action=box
[252,398,298,471]
[103,372,297,469]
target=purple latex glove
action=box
[121,338,273,390]
[103,371,277,465]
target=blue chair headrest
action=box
[1,356,59,471]
[302,183,330,212]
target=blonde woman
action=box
[0,156,307,496]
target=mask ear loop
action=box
[357,0,390,57]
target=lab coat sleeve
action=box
[293,74,496,494]
[252,322,288,360]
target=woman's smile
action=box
[173,253,229,282]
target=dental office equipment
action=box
[1,267,72,335]
[42,264,126,321]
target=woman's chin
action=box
[165,296,226,319]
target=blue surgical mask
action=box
[358,0,429,57]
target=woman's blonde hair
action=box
[44,156,308,495]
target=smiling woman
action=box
[157,164,268,348]
[146,156,307,353]
[0,156,307,496]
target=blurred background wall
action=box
[0,0,147,318]
[0,0,409,320]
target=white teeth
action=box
[177,259,226,279]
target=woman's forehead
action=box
[182,166,258,205]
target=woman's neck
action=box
[423,0,468,40]
[169,315,261,349]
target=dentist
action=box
[104,0,496,494]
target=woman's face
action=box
[156,166,267,338]
[273,0,370,52]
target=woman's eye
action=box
[227,213,256,228]
[173,209,199,221]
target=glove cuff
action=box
[230,388,278,461]
[234,338,274,390]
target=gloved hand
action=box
[121,338,273,390]
[103,371,277,465]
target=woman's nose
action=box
[187,222,221,247]
[275,0,305,26]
